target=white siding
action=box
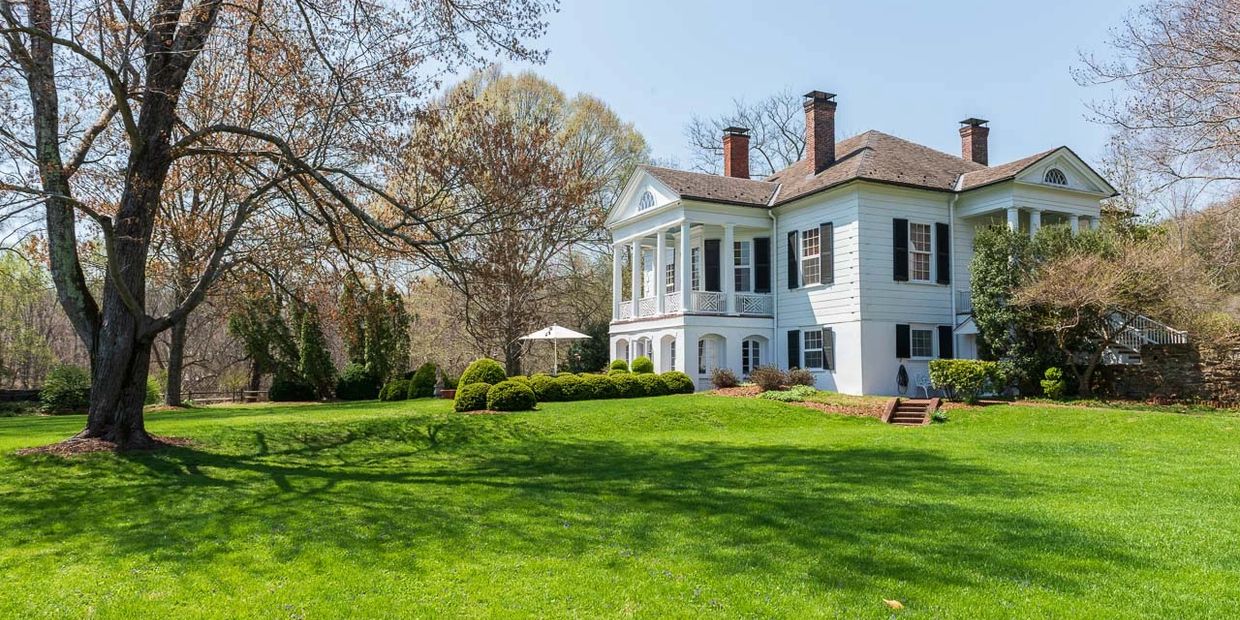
[856,184,954,325]
[773,187,862,327]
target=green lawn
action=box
[1,396,1238,618]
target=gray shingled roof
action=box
[642,165,778,207]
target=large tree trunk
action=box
[504,339,522,376]
[164,318,188,406]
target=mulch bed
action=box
[794,400,882,418]
[15,435,193,457]
[710,386,761,397]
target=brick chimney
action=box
[959,118,989,166]
[804,91,837,174]
[722,126,750,179]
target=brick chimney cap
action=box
[959,117,989,127]
[722,126,750,136]
[803,90,837,102]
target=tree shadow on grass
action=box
[0,413,1145,601]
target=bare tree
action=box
[684,88,805,178]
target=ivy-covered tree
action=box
[338,280,411,384]
[226,293,300,392]
[565,321,610,373]
[297,307,337,400]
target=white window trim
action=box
[734,240,753,293]
[908,221,933,284]
[802,327,825,371]
[801,228,821,287]
[910,325,935,360]
[741,338,761,375]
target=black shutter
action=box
[938,325,954,359]
[787,330,800,369]
[893,218,909,282]
[753,237,771,293]
[935,222,951,285]
[825,328,835,370]
[704,239,721,292]
[820,222,834,285]
[896,324,911,359]
[786,230,799,289]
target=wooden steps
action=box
[882,397,939,426]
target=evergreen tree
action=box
[297,306,337,400]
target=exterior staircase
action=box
[882,397,939,426]
[1101,311,1188,366]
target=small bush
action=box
[749,365,787,392]
[710,368,739,389]
[636,373,668,396]
[145,378,161,405]
[630,356,654,374]
[336,363,380,401]
[442,373,459,389]
[408,362,437,398]
[506,375,530,385]
[381,380,409,401]
[607,369,629,376]
[529,374,562,402]
[582,374,617,399]
[787,368,816,387]
[486,380,537,411]
[1041,367,1067,400]
[609,359,629,372]
[40,365,91,414]
[758,384,818,402]
[269,374,316,402]
[660,371,695,394]
[929,359,1004,404]
[611,373,644,398]
[932,409,950,423]
[459,358,506,387]
[454,382,491,412]
[554,374,591,401]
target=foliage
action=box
[340,281,411,384]
[611,373,644,399]
[758,385,818,402]
[0,253,57,389]
[565,321,611,373]
[528,374,562,402]
[506,375,530,385]
[929,360,1005,404]
[635,373,668,397]
[1041,367,1067,400]
[630,356,654,374]
[582,374,617,400]
[609,359,630,372]
[297,307,337,400]
[145,379,161,406]
[932,409,950,423]
[710,368,740,389]
[659,371,695,395]
[228,294,301,383]
[335,364,381,402]
[749,365,788,392]
[553,374,590,401]
[453,382,492,413]
[269,375,317,403]
[408,362,438,399]
[787,368,816,387]
[460,359,507,388]
[486,380,538,412]
[381,380,410,402]
[39,365,91,414]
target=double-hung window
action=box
[909,223,932,282]
[733,241,752,292]
[911,327,934,358]
[691,246,701,291]
[665,248,676,293]
[801,228,821,285]
[803,329,824,370]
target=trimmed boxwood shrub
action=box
[660,371,695,394]
[555,374,591,401]
[749,365,787,392]
[270,374,316,402]
[929,359,1005,404]
[40,365,91,414]
[635,373,668,396]
[408,362,437,398]
[609,359,629,372]
[1041,367,1067,400]
[506,375,530,385]
[582,374,617,399]
[611,373,644,398]
[630,356,654,374]
[460,358,506,387]
[454,382,491,412]
[381,380,409,401]
[336,363,380,401]
[529,374,562,402]
[787,368,815,387]
[607,368,628,376]
[486,380,537,411]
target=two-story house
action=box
[607,91,1118,394]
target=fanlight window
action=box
[1043,168,1068,186]
[638,190,656,211]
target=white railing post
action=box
[655,230,666,315]
[1007,207,1020,232]
[679,221,691,313]
[612,243,622,320]
[629,238,641,315]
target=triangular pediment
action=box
[1013,148,1116,196]
[605,168,680,227]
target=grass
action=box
[1,396,1238,618]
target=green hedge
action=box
[630,356,654,374]
[609,359,629,372]
[529,374,562,402]
[582,374,617,399]
[459,358,506,387]
[1041,367,1066,400]
[660,371,695,395]
[40,365,91,414]
[270,374,317,402]
[554,374,591,401]
[929,359,1005,404]
[408,362,437,398]
[454,382,491,412]
[486,380,537,412]
[336,363,380,401]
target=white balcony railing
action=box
[616,292,773,319]
[736,293,774,315]
[665,295,682,314]
[637,297,657,317]
[692,291,726,313]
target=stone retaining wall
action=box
[1100,336,1240,405]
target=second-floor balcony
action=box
[617,290,773,321]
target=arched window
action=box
[1043,168,1067,186]
[638,190,656,211]
[741,338,763,375]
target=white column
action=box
[1090,216,1101,231]
[612,243,622,320]
[1006,207,1020,232]
[723,223,735,314]
[1029,208,1042,238]
[629,239,641,315]
[679,222,691,313]
[655,230,667,314]
[1069,215,1080,235]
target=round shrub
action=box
[660,371,695,394]
[269,374,316,402]
[630,356,654,374]
[529,374,562,402]
[335,363,380,401]
[486,380,537,411]
[582,374,617,399]
[749,365,787,392]
[609,359,629,372]
[787,368,816,387]
[454,382,491,412]
[506,375,530,385]
[607,368,629,376]
[1041,367,1067,400]
[407,362,437,398]
[145,378,161,405]
[636,373,668,396]
[40,365,91,414]
[554,373,591,401]
[929,359,1005,404]
[611,373,644,398]
[381,380,409,401]
[460,358,506,387]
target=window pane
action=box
[910,223,931,252]
[911,329,934,357]
[691,247,701,291]
[735,267,752,292]
[804,350,824,369]
[802,258,820,285]
[912,253,931,281]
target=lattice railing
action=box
[637,297,657,317]
[692,291,726,313]
[665,295,682,314]
[617,301,633,320]
[736,293,773,315]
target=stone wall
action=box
[1100,336,1240,405]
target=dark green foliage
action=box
[787,368,815,387]
[607,368,628,376]
[336,363,381,401]
[460,358,506,387]
[145,378,161,405]
[298,307,337,400]
[659,371,695,394]
[611,373,644,398]
[710,368,739,389]
[40,365,90,414]
[408,362,437,398]
[582,374,617,399]
[486,380,537,411]
[227,293,301,381]
[630,356,654,374]
[529,374,562,402]
[609,359,629,372]
[565,321,611,373]
[269,374,317,402]
[442,373,459,389]
[339,280,411,384]
[1041,367,1067,400]
[635,373,667,396]
[749,365,787,391]
[506,375,530,385]
[454,382,491,412]
[929,359,1005,404]
[554,374,590,401]
[381,380,409,401]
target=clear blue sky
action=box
[509,0,1141,169]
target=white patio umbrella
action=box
[519,324,590,375]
